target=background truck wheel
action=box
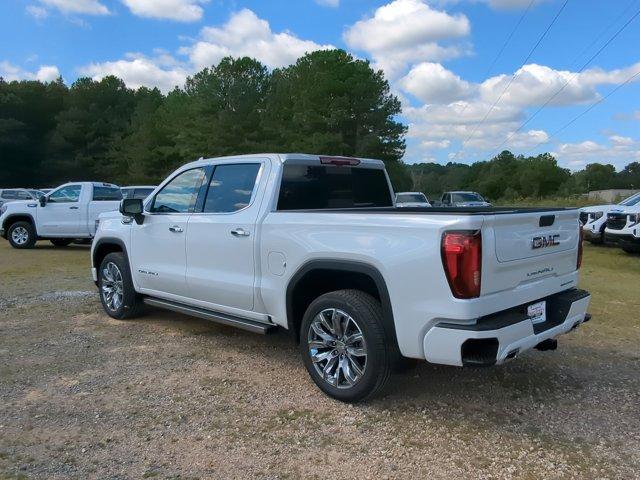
[7,221,36,249]
[622,246,640,254]
[50,239,73,247]
[300,289,391,403]
[98,252,143,320]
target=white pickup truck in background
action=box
[0,182,122,248]
[581,192,640,244]
[91,153,591,402]
[604,203,640,253]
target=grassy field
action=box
[0,241,639,479]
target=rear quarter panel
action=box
[259,211,484,358]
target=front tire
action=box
[7,221,36,249]
[98,252,143,319]
[50,239,73,247]
[300,289,391,403]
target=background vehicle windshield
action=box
[397,193,427,203]
[620,193,640,206]
[452,192,485,203]
[28,190,44,198]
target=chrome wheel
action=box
[101,261,124,312]
[307,308,367,389]
[11,226,29,245]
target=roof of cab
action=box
[181,153,386,169]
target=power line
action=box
[452,0,536,122]
[451,0,570,160]
[490,1,640,155]
[524,68,640,155]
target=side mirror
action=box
[120,198,144,224]
[39,196,47,207]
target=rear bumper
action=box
[423,289,591,367]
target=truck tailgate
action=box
[482,209,580,296]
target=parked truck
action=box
[91,154,591,402]
[0,182,122,249]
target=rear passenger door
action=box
[185,159,268,313]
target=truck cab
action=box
[0,182,122,248]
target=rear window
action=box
[277,164,392,210]
[93,186,123,201]
[397,193,426,203]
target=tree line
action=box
[1,47,638,201]
[0,50,410,189]
[409,152,640,201]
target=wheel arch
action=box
[2,214,36,236]
[93,237,130,272]
[285,259,399,353]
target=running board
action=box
[143,297,276,335]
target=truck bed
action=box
[282,206,578,215]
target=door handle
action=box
[69,206,79,210]
[169,225,183,233]
[230,228,250,237]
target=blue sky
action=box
[1,0,639,169]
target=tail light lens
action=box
[577,226,584,269]
[441,231,482,299]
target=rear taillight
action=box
[441,231,482,299]
[577,226,583,269]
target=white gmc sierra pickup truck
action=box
[91,154,591,402]
[1,182,122,249]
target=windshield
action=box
[397,193,427,203]
[619,193,640,206]
[452,192,485,203]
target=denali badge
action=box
[531,234,560,249]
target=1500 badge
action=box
[531,234,560,249]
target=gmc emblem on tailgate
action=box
[531,234,560,249]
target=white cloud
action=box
[399,62,473,104]
[0,61,60,82]
[343,0,470,79]
[121,0,207,22]
[182,9,334,70]
[553,135,640,170]
[38,0,109,15]
[78,54,188,93]
[315,0,339,6]
[480,63,640,108]
[36,65,61,81]
[26,5,49,19]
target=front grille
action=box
[579,212,588,224]
[607,213,627,230]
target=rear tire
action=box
[50,239,73,247]
[98,252,143,320]
[300,289,391,403]
[622,246,640,254]
[7,221,36,249]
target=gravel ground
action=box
[0,242,639,479]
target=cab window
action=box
[48,185,82,203]
[202,164,261,213]
[151,168,206,213]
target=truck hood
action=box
[581,204,618,213]
[98,210,123,220]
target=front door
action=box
[186,161,266,312]
[38,184,82,236]
[131,167,207,299]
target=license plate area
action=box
[527,301,546,325]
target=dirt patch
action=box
[0,242,639,479]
